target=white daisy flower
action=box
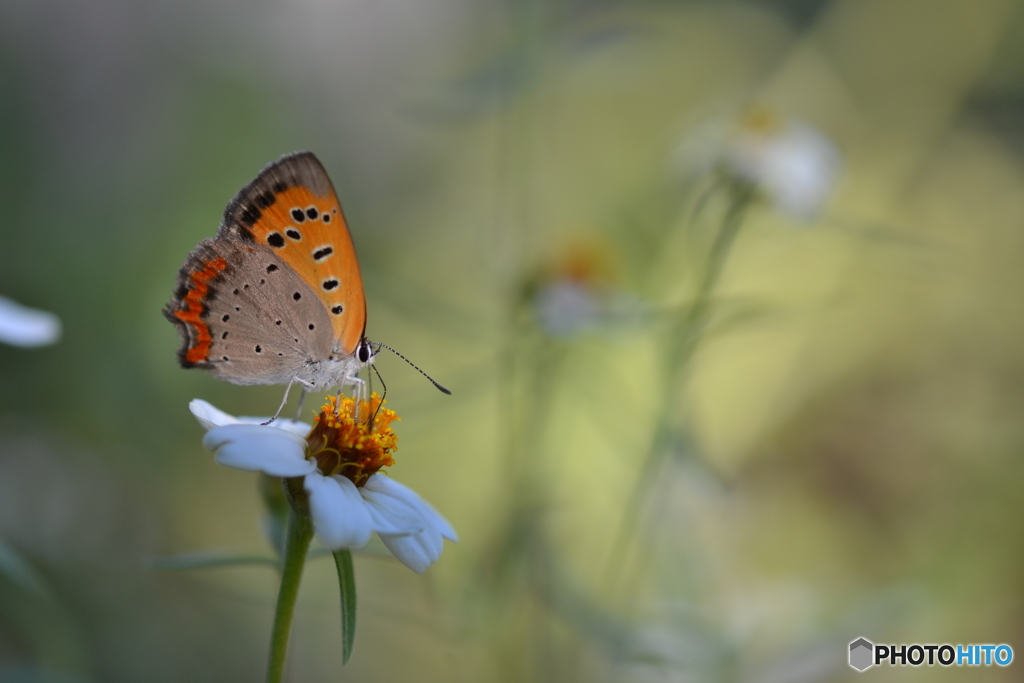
[189,395,457,573]
[677,106,842,221]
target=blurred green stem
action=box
[669,181,755,368]
[266,487,313,683]
[604,181,754,587]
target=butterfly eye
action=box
[357,340,373,364]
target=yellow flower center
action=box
[737,104,783,136]
[304,393,399,487]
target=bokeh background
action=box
[2,0,1024,680]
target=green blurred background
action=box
[2,0,1024,680]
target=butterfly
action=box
[165,152,375,403]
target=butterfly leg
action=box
[262,379,296,426]
[293,388,308,422]
[334,375,367,419]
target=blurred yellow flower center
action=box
[304,393,399,487]
[737,104,783,135]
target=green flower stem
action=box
[603,183,755,588]
[266,480,314,683]
[668,181,754,370]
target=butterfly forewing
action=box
[220,152,367,356]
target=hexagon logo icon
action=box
[849,637,874,671]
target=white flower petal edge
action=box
[189,399,311,435]
[0,296,61,347]
[305,473,373,549]
[235,415,311,436]
[365,475,458,574]
[203,424,316,477]
[190,399,243,431]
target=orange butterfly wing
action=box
[220,152,367,356]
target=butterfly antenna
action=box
[373,342,451,395]
[370,362,388,404]
[369,363,387,426]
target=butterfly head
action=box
[357,338,375,365]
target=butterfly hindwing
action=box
[165,235,337,385]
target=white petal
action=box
[534,281,600,337]
[761,128,839,220]
[380,529,444,574]
[189,399,243,431]
[268,418,312,436]
[203,424,315,477]
[189,399,312,435]
[0,296,61,347]
[279,419,313,435]
[305,473,373,549]
[359,482,424,537]
[363,476,458,573]
[365,476,458,541]
[234,415,312,436]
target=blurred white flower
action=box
[534,280,602,337]
[190,396,457,573]
[677,106,842,221]
[530,240,645,338]
[0,295,61,347]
